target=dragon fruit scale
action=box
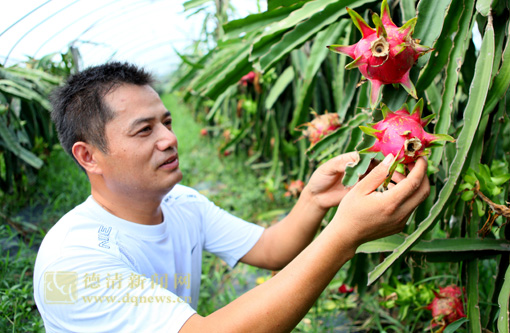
[327,0,431,109]
[359,99,455,165]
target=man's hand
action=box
[304,151,360,211]
[331,154,430,248]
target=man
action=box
[34,62,430,332]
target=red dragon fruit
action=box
[239,71,256,86]
[360,99,454,186]
[284,180,305,198]
[327,0,431,109]
[425,285,466,332]
[297,111,341,147]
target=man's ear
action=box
[72,142,103,175]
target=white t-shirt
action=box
[34,184,264,332]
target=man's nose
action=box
[155,125,178,151]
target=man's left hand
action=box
[304,152,360,211]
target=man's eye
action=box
[139,126,151,134]
[164,120,172,127]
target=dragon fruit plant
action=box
[297,111,341,147]
[327,0,431,109]
[359,99,455,187]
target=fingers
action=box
[320,151,360,175]
[333,151,360,172]
[388,157,430,207]
[352,154,394,194]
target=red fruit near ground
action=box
[338,284,354,293]
[425,285,466,332]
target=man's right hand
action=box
[330,154,430,248]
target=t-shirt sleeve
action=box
[200,199,265,267]
[34,253,196,333]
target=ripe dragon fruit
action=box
[425,285,466,332]
[360,99,455,186]
[327,0,431,109]
[297,111,341,147]
[284,180,305,198]
[239,71,256,86]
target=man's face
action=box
[95,84,182,199]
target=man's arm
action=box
[240,152,360,270]
[180,155,430,332]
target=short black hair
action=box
[50,61,154,169]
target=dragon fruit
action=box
[327,0,431,109]
[297,111,341,147]
[360,99,454,164]
[425,285,466,332]
[360,99,454,187]
[239,71,256,86]
[284,180,305,198]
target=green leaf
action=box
[3,66,61,85]
[0,118,43,169]
[189,45,245,93]
[206,85,236,121]
[475,199,485,217]
[476,0,492,16]
[171,52,214,92]
[359,125,381,137]
[467,257,482,331]
[444,318,469,333]
[250,0,377,69]
[257,3,356,71]
[399,0,417,22]
[267,0,311,11]
[202,45,252,99]
[0,79,52,110]
[429,0,475,167]
[289,20,348,133]
[491,174,510,186]
[416,0,465,92]
[498,261,510,333]
[342,152,376,187]
[414,0,454,67]
[461,190,475,201]
[223,2,307,39]
[265,67,294,110]
[484,18,510,114]
[367,12,495,285]
[172,48,204,69]
[424,84,441,114]
[358,235,510,256]
[183,0,211,12]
